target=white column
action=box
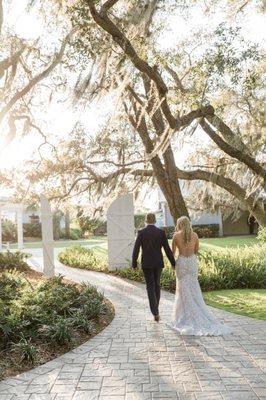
[40,195,55,277]
[17,210,23,249]
[0,211,2,251]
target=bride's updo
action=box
[176,216,192,244]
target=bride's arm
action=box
[172,234,177,258]
[194,233,199,255]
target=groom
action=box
[132,213,176,322]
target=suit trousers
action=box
[143,268,162,316]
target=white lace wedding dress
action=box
[171,254,232,336]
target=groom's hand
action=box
[171,264,176,271]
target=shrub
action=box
[257,227,266,243]
[112,267,144,283]
[58,246,106,271]
[114,245,265,292]
[70,310,95,334]
[193,224,220,238]
[0,270,26,302]
[11,338,38,363]
[0,251,29,272]
[161,224,220,239]
[0,269,110,351]
[60,227,82,240]
[23,223,42,238]
[0,310,31,347]
[2,219,17,242]
[93,221,107,236]
[60,243,265,293]
[41,317,72,345]
[161,226,175,239]
[198,245,266,291]
[0,267,113,379]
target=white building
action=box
[155,189,257,236]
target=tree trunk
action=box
[65,210,71,239]
[162,146,189,222]
[251,204,266,227]
[127,100,189,225]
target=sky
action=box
[0,0,265,208]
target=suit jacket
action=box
[132,224,176,269]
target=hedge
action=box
[58,244,266,292]
[161,224,220,239]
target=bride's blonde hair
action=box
[176,216,192,244]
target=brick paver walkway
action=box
[0,253,265,400]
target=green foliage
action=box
[23,223,42,238]
[70,310,95,334]
[76,207,99,235]
[134,214,145,230]
[41,317,72,345]
[0,268,110,367]
[0,270,26,302]
[112,267,144,283]
[11,338,38,363]
[203,23,261,90]
[2,219,17,242]
[161,226,175,239]
[58,246,107,271]
[0,310,31,347]
[161,224,220,239]
[198,245,266,291]
[257,227,266,243]
[60,244,265,293]
[193,224,220,238]
[0,251,29,272]
[60,227,82,240]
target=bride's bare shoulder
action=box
[192,231,198,240]
[173,231,181,241]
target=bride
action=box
[170,216,231,336]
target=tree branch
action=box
[200,118,266,184]
[86,0,177,128]
[0,29,76,124]
[100,0,120,13]
[165,64,188,93]
[0,46,26,77]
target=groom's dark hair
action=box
[145,213,156,224]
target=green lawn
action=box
[199,235,259,251]
[203,289,266,320]
[8,237,107,249]
[7,234,258,251]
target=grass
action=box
[203,289,266,320]
[90,236,259,258]
[199,235,259,251]
[6,235,258,251]
[8,237,107,249]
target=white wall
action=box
[190,211,221,225]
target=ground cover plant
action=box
[0,252,114,380]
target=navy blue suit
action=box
[132,224,175,316]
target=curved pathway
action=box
[0,253,265,400]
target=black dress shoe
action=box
[154,315,160,322]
